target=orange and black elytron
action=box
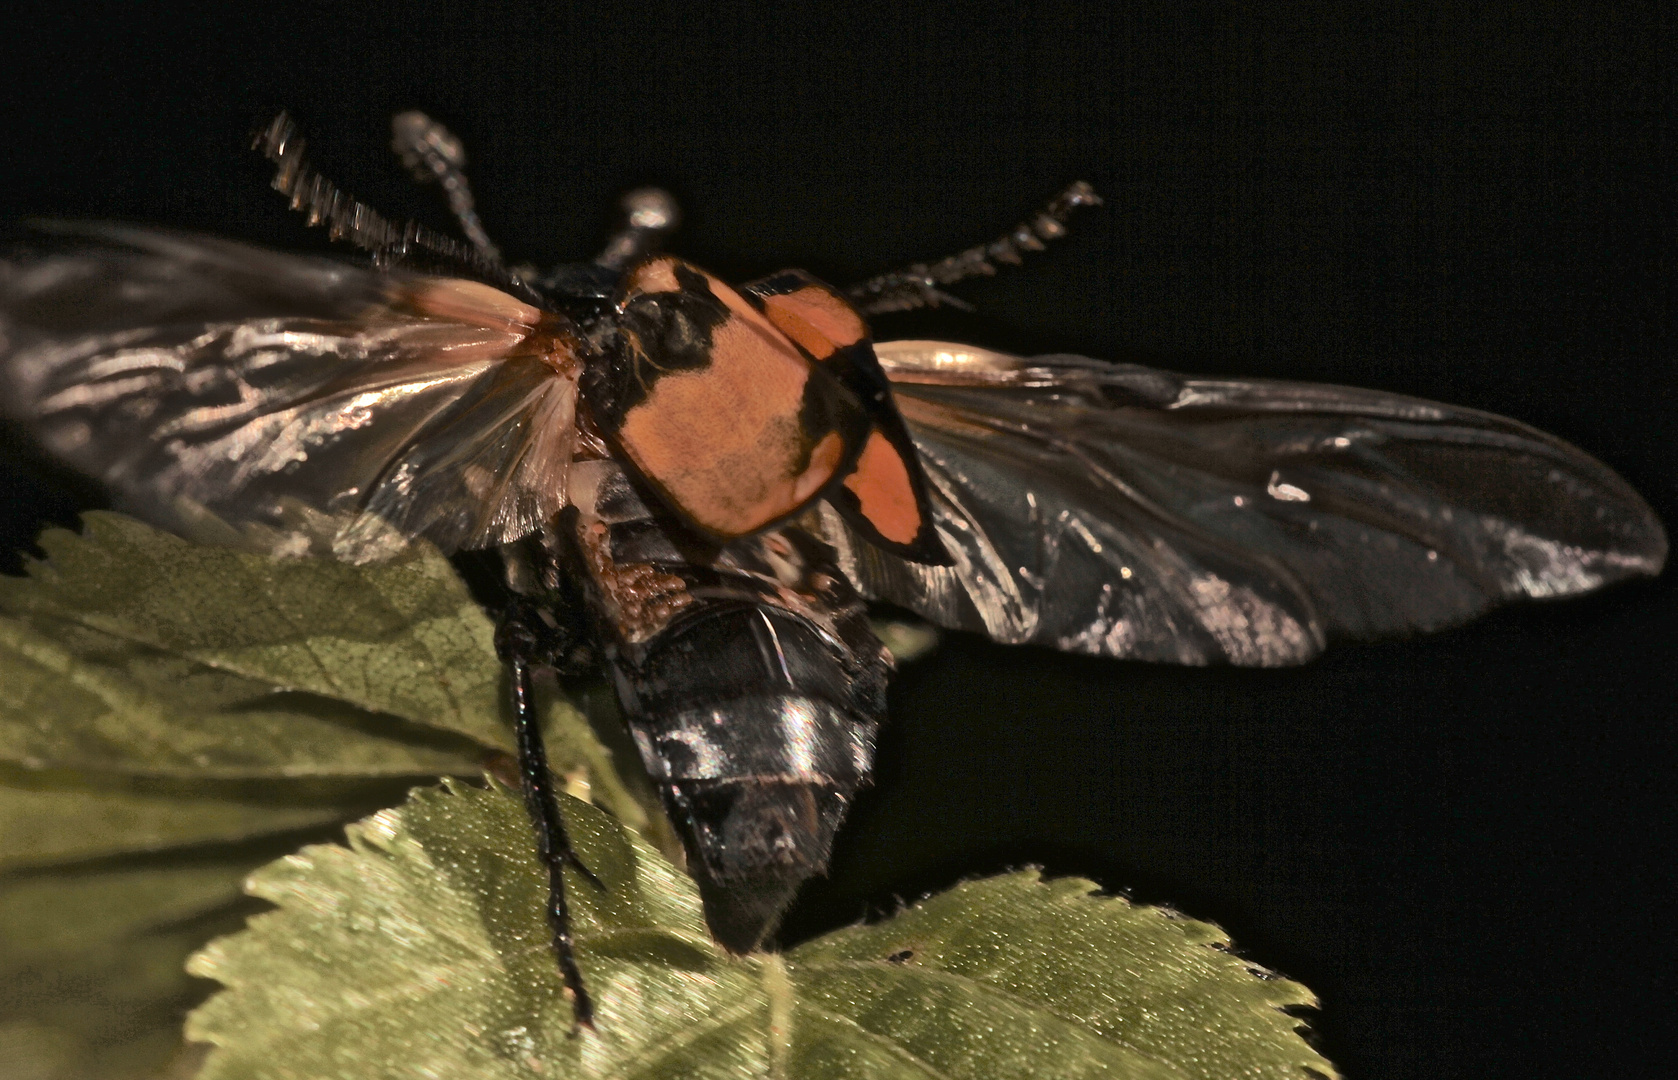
[0,112,1664,1027]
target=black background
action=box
[2,3,1673,1077]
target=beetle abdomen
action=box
[561,460,890,951]
[614,602,882,950]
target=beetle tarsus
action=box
[568,851,606,892]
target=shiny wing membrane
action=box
[817,340,1666,666]
[0,226,578,561]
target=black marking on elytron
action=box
[742,269,819,299]
[739,271,951,565]
[825,341,892,408]
[620,263,731,376]
[806,340,953,565]
[794,362,870,483]
[739,271,899,423]
[585,263,732,433]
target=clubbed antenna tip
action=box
[847,181,1103,316]
[389,110,504,267]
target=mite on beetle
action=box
[0,111,1663,1027]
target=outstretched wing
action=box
[816,340,1666,666]
[1,225,579,561]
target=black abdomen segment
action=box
[611,601,882,952]
[556,459,890,951]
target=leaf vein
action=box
[801,958,1126,1044]
[796,1003,956,1080]
[600,994,765,1077]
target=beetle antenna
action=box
[253,112,402,253]
[252,111,540,303]
[846,181,1103,315]
[594,187,681,271]
[390,110,504,268]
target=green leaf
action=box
[0,513,646,828]
[870,618,940,666]
[787,878,1325,1080]
[0,766,397,1079]
[0,612,486,779]
[1,863,250,963]
[0,512,659,1077]
[187,782,1335,1080]
[0,928,216,1080]
[0,513,512,749]
[0,769,349,871]
[0,860,258,1080]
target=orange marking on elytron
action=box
[618,311,843,536]
[702,269,806,354]
[795,431,845,504]
[760,287,868,361]
[628,258,810,365]
[842,428,922,544]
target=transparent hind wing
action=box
[2,226,578,561]
[816,341,1666,666]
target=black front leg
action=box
[496,603,605,1029]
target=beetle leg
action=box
[496,602,604,1029]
